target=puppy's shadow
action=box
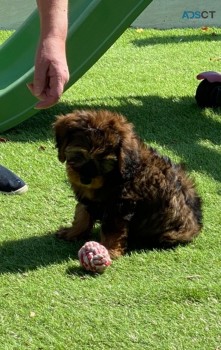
[0,232,82,275]
[0,228,188,276]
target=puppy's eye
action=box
[101,157,117,173]
[67,152,86,165]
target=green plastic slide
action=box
[0,0,152,132]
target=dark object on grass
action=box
[195,79,221,108]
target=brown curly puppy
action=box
[54,109,202,259]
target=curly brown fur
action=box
[54,109,203,259]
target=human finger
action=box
[196,71,221,82]
[34,78,65,109]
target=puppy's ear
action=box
[118,123,140,181]
[53,115,70,163]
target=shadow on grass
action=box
[5,93,220,182]
[1,232,195,277]
[0,224,103,275]
[0,229,176,275]
[0,233,82,275]
[131,29,221,47]
[66,265,102,279]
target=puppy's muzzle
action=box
[79,160,99,185]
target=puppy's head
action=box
[53,109,139,189]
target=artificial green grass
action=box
[0,27,221,349]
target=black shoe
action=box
[0,165,28,195]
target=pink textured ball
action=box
[78,241,112,273]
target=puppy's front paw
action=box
[56,226,78,241]
[108,249,125,260]
[56,226,92,241]
[100,231,127,259]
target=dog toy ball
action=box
[195,79,221,108]
[78,241,112,273]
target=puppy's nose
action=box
[80,160,98,185]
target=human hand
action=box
[27,36,70,109]
[196,71,221,83]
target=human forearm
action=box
[37,0,68,40]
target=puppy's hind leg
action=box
[158,225,201,248]
[159,193,202,248]
[56,203,94,241]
